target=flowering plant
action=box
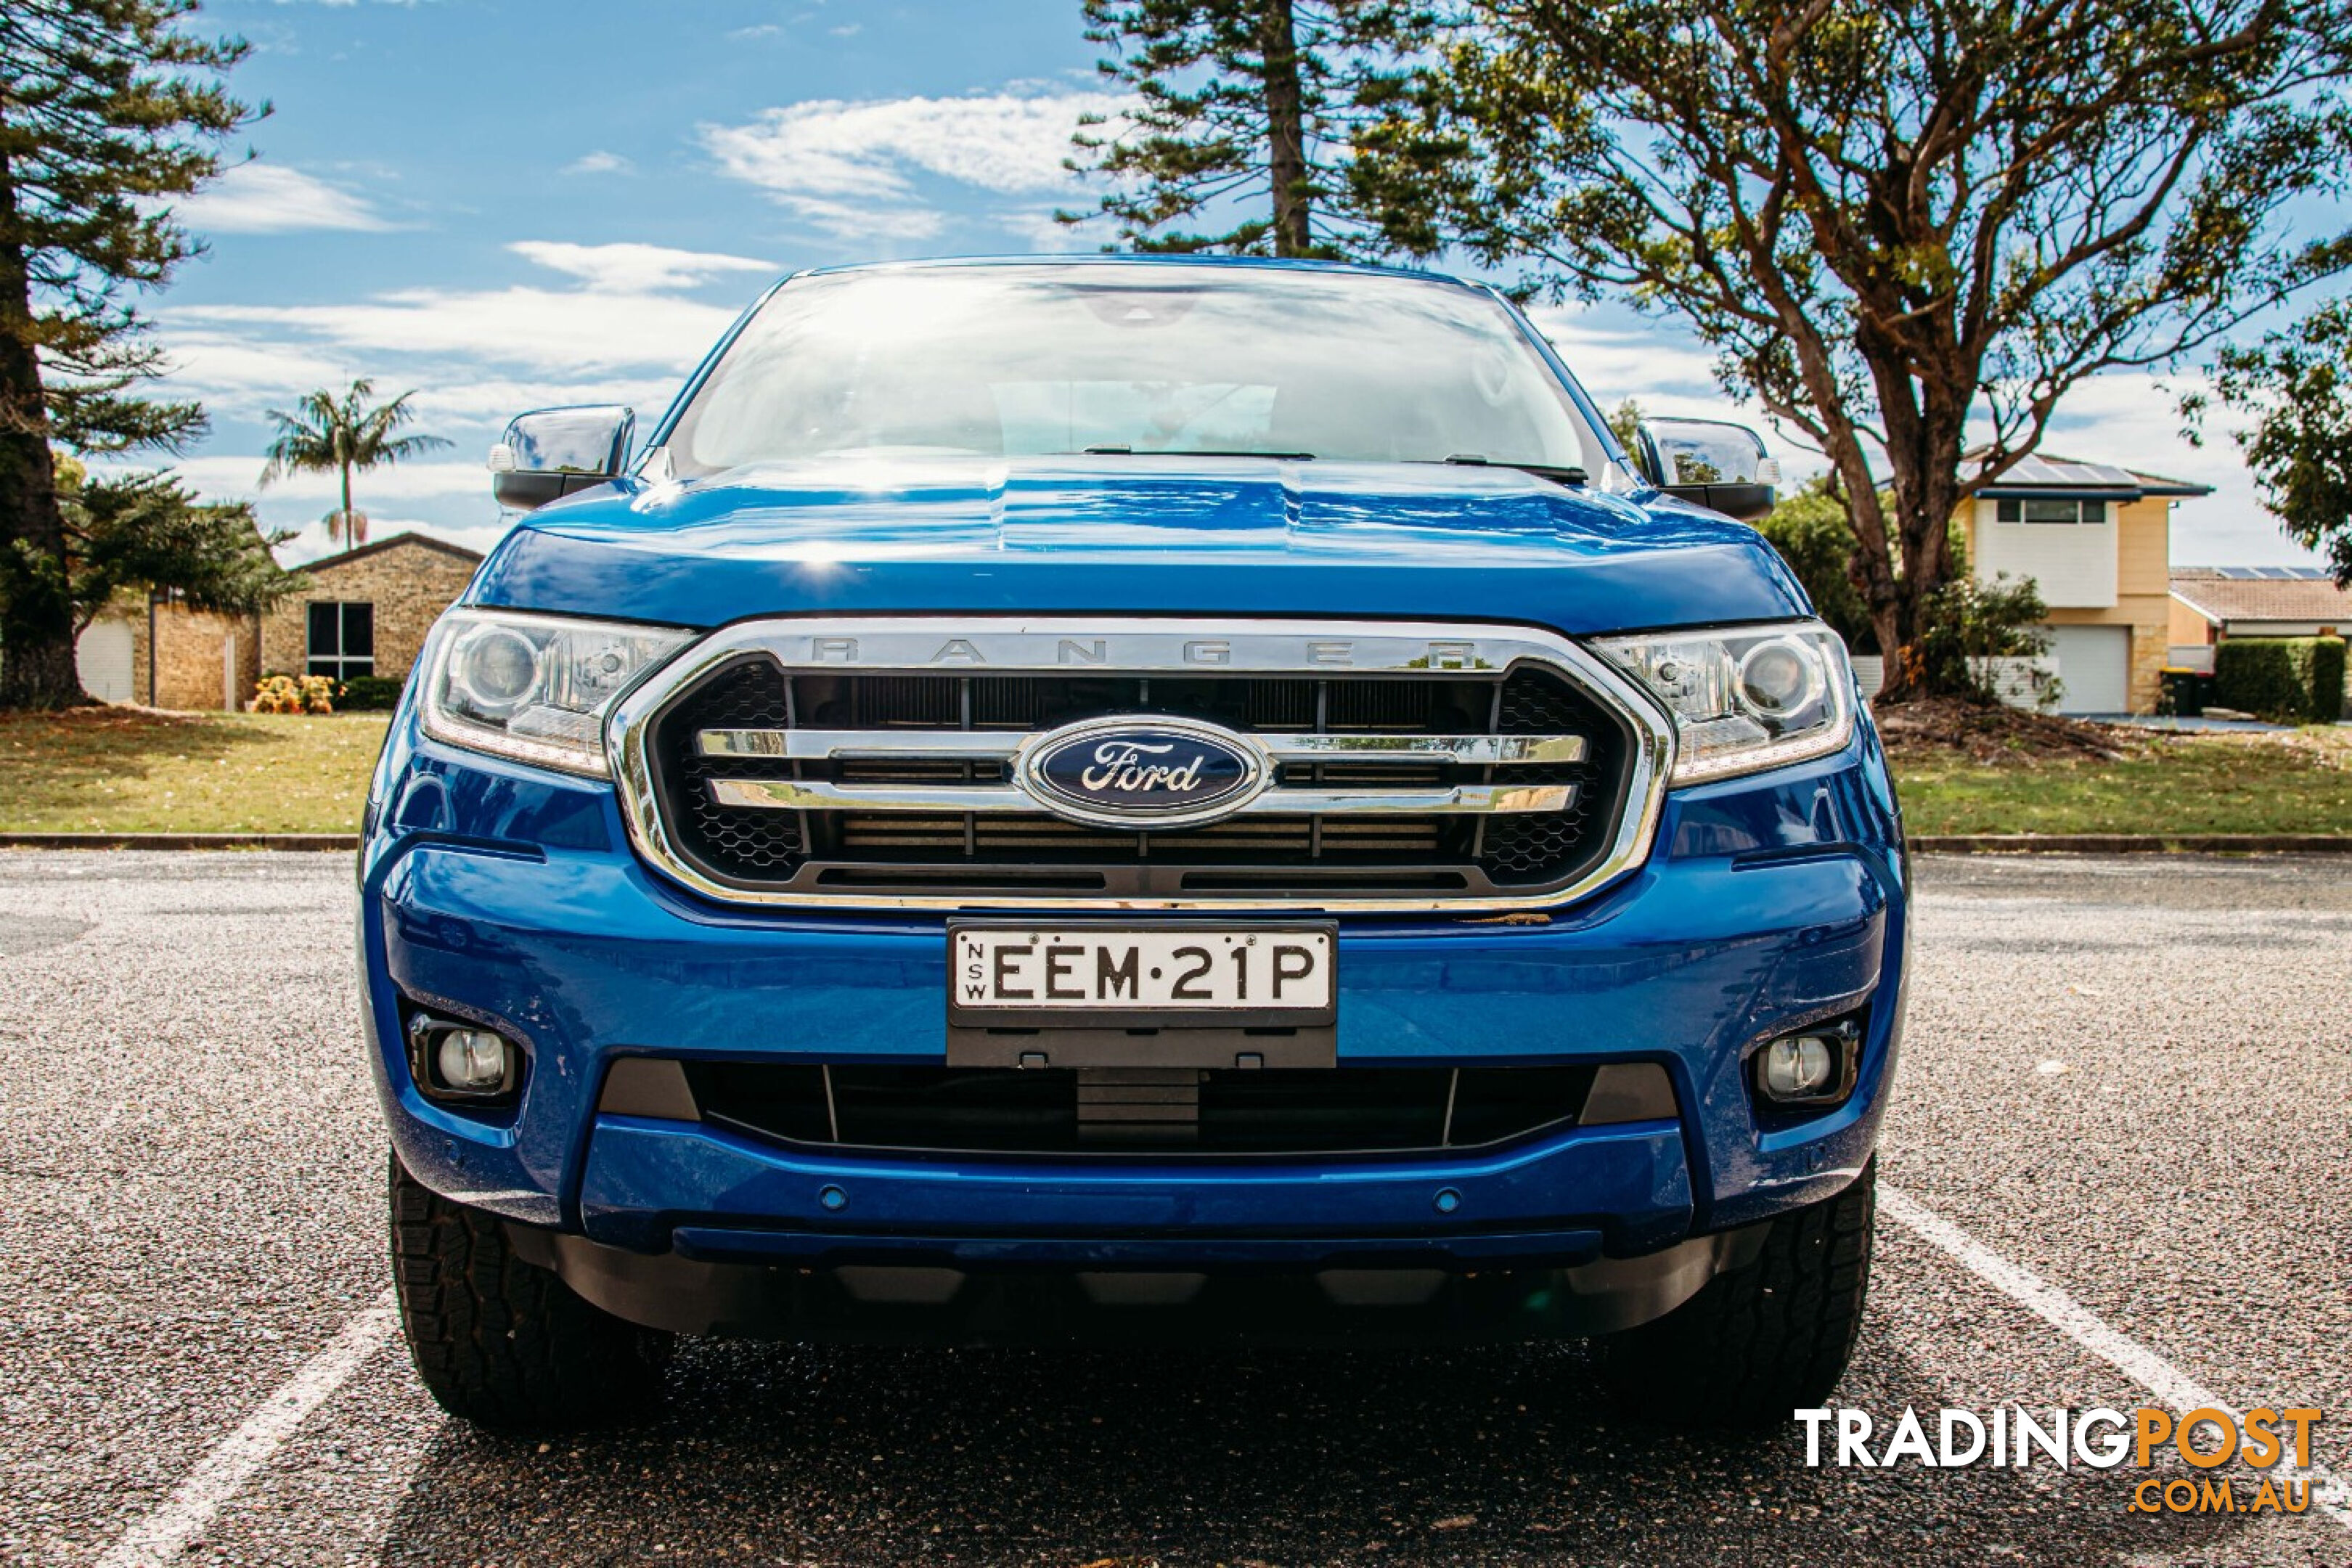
[250,674,339,714]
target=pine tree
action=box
[1061,0,1441,258]
[1,0,258,709]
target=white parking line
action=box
[1881,1183,2351,1531]
[94,1291,400,1568]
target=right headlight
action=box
[1593,619,1856,785]
[418,608,692,776]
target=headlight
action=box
[419,609,691,776]
[1593,620,1855,785]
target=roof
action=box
[791,251,1489,291]
[1965,453,2213,499]
[2170,567,2352,625]
[293,531,484,574]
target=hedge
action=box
[335,674,408,711]
[2212,636,2348,723]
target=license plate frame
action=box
[946,920,1339,1032]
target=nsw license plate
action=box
[948,925,1336,1023]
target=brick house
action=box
[1955,456,2213,714]
[259,532,484,688]
[70,530,482,709]
[74,596,263,709]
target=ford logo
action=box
[1020,717,1267,829]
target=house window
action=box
[1996,497,2107,523]
[307,601,375,680]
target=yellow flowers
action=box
[249,674,339,715]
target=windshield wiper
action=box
[1080,446,1315,460]
[1430,454,1589,486]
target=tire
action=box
[1599,1158,1876,1427]
[389,1152,673,1430]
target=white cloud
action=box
[701,89,1126,238]
[563,150,634,176]
[173,455,487,504]
[506,240,773,293]
[173,286,740,375]
[178,162,391,234]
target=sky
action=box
[144,0,2327,571]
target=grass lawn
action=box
[1891,725,2352,836]
[1,705,2346,839]
[0,708,390,834]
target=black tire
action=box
[1599,1158,1876,1427]
[389,1152,673,1430]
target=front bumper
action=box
[362,711,1907,1338]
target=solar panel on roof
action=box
[2216,566,2258,579]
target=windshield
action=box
[658,263,1609,479]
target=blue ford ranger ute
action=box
[369,256,1906,1431]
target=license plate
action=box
[948,925,1335,1021]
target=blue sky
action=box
[151,0,2324,569]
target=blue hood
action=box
[467,456,1808,634]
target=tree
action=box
[2188,300,2352,585]
[1754,475,1873,652]
[1,0,258,709]
[1358,1,2352,699]
[54,452,295,634]
[1061,1,1441,256]
[258,380,449,548]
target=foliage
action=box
[0,0,259,709]
[2189,300,2352,586]
[1752,476,1874,651]
[1061,0,1445,256]
[1355,1,2352,701]
[2213,636,2348,722]
[334,673,405,711]
[1915,572,2057,709]
[259,380,450,548]
[49,454,297,632]
[249,673,336,715]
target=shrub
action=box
[1915,571,2057,707]
[250,673,338,714]
[336,674,406,711]
[1754,478,1875,652]
[2212,636,2347,722]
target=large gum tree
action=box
[1357,2,2352,698]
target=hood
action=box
[467,455,1808,635]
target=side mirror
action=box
[1632,416,1781,523]
[488,405,636,512]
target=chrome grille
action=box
[608,618,1670,912]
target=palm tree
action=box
[258,380,451,547]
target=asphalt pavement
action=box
[1,851,2345,1567]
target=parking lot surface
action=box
[1,851,2345,1566]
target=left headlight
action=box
[1593,619,1856,785]
[418,608,692,776]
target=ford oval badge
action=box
[1021,717,1267,829]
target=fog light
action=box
[437,1029,509,1091]
[1757,1034,1839,1103]
[407,1013,519,1102]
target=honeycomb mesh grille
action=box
[645,658,1630,901]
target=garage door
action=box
[2046,624,2131,714]
[76,618,134,704]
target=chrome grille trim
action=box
[606,617,1674,912]
[697,728,1589,766]
[708,777,1578,815]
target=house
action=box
[2168,567,2350,669]
[75,597,262,711]
[258,531,484,689]
[70,530,482,709]
[1956,456,2213,714]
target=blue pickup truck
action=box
[368,256,1906,1431]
